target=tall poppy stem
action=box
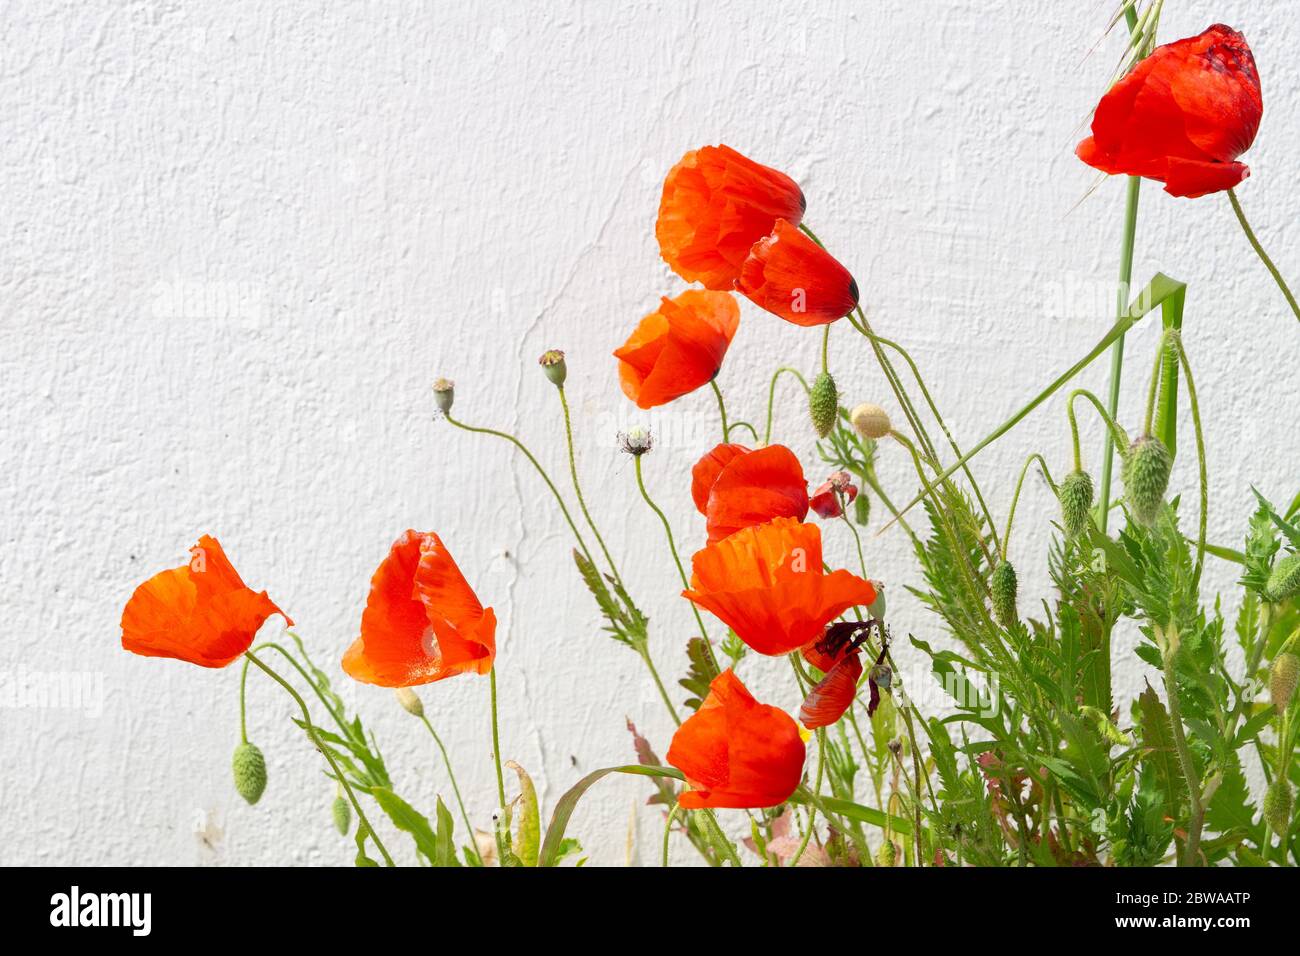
[243,650,396,867]
[764,366,810,444]
[709,379,729,442]
[489,666,507,813]
[1228,188,1300,325]
[556,386,624,586]
[419,714,482,866]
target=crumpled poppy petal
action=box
[690,442,751,515]
[614,290,739,409]
[799,651,863,729]
[705,444,809,544]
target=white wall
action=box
[3,1,1297,866]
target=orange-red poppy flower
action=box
[799,650,862,729]
[1076,24,1262,198]
[810,471,858,519]
[657,145,806,291]
[342,530,496,687]
[684,517,876,656]
[696,443,809,544]
[690,442,750,514]
[736,219,859,326]
[666,669,806,810]
[614,289,740,409]
[121,535,290,668]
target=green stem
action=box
[239,656,251,744]
[641,645,681,726]
[1099,175,1142,532]
[419,714,481,865]
[710,379,729,442]
[244,650,395,867]
[489,666,506,814]
[1067,389,1131,471]
[1161,635,1204,866]
[556,386,623,586]
[791,728,827,866]
[1171,335,1208,587]
[1142,328,1166,435]
[662,803,680,866]
[1228,188,1300,324]
[764,366,810,444]
[820,324,831,375]
[1002,453,1057,560]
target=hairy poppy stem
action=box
[1228,188,1300,325]
[244,650,396,867]
[419,714,482,866]
[1099,176,1142,533]
[764,366,810,444]
[1067,389,1130,477]
[1170,336,1208,588]
[1001,454,1056,561]
[709,378,729,442]
[556,386,624,586]
[489,666,507,815]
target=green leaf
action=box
[1205,758,1257,836]
[788,791,913,835]
[433,797,460,867]
[1136,684,1185,820]
[354,823,380,867]
[679,636,720,711]
[507,761,540,867]
[371,787,440,864]
[539,764,683,867]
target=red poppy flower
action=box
[799,650,862,729]
[342,531,496,687]
[1076,24,1262,198]
[736,219,859,326]
[683,517,876,656]
[810,471,858,519]
[690,442,750,514]
[121,535,290,668]
[694,443,809,544]
[666,669,806,810]
[657,145,806,291]
[614,289,740,409]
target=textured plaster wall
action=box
[2,1,1297,866]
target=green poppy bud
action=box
[1270,652,1299,710]
[853,489,871,526]
[809,372,838,438]
[394,686,424,718]
[1122,434,1171,526]
[232,742,267,805]
[876,839,899,867]
[538,349,567,387]
[990,560,1018,628]
[1265,553,1300,604]
[1059,469,1095,539]
[1264,778,1292,837]
[332,794,351,835]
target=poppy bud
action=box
[809,372,838,438]
[1265,554,1300,604]
[854,490,871,526]
[1122,435,1172,527]
[1059,469,1094,539]
[990,560,1018,628]
[394,687,424,718]
[232,741,267,805]
[868,581,886,620]
[876,839,899,867]
[1264,779,1292,836]
[619,426,653,457]
[332,794,351,835]
[432,378,455,415]
[1270,652,1299,710]
[538,349,567,387]
[871,662,892,692]
[850,403,891,441]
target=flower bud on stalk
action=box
[1270,652,1299,711]
[1059,470,1095,539]
[850,403,891,441]
[876,839,899,867]
[538,349,567,387]
[394,687,424,718]
[1264,778,1293,837]
[232,741,268,805]
[1122,434,1171,526]
[332,794,352,835]
[854,489,871,526]
[868,581,886,621]
[809,372,838,438]
[990,560,1018,628]
[1265,554,1300,604]
[432,378,455,415]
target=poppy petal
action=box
[614,290,740,409]
[690,442,751,515]
[799,652,863,729]
[735,219,858,326]
[705,444,809,543]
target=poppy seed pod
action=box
[854,489,871,526]
[619,426,654,457]
[1265,554,1300,604]
[990,560,1018,628]
[1059,470,1095,539]
[850,403,891,441]
[877,839,899,867]
[1264,779,1292,837]
[332,794,351,835]
[809,372,838,438]
[394,687,424,718]
[232,741,268,805]
[538,349,567,387]
[432,378,455,414]
[1122,434,1172,526]
[1270,652,1299,710]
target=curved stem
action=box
[662,803,680,867]
[556,387,623,586]
[445,414,597,569]
[640,646,681,726]
[419,714,481,865]
[489,666,506,814]
[791,728,826,866]
[1142,329,1167,436]
[764,366,810,444]
[1171,336,1208,587]
[710,379,729,442]
[239,656,251,744]
[728,420,760,442]
[1229,188,1300,324]
[253,639,353,739]
[1067,389,1130,469]
[1002,453,1057,560]
[820,324,831,375]
[244,650,395,867]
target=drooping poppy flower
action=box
[666,669,806,810]
[342,530,496,687]
[121,535,290,668]
[683,517,876,656]
[810,470,858,519]
[695,443,809,544]
[802,619,874,673]
[1076,24,1262,198]
[799,650,863,729]
[614,289,740,409]
[656,145,806,291]
[735,219,859,326]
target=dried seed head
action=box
[394,687,424,718]
[990,560,1018,628]
[1122,434,1172,526]
[809,372,838,438]
[1270,652,1299,710]
[432,377,455,415]
[1265,553,1300,604]
[538,349,567,387]
[232,741,268,805]
[850,403,891,440]
[619,426,653,457]
[1059,469,1095,539]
